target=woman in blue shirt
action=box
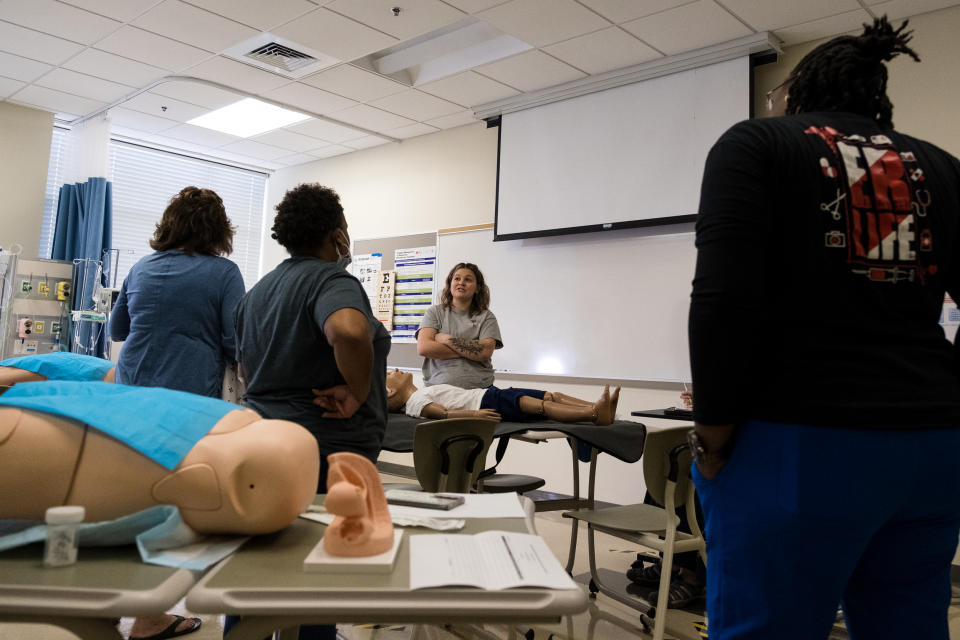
[109,186,245,397]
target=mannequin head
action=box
[385,368,416,413]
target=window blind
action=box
[41,138,267,290]
[39,127,69,257]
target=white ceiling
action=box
[1,0,957,171]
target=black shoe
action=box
[654,576,705,609]
[626,558,663,587]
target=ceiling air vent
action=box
[245,42,318,73]
[224,33,339,79]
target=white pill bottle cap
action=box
[45,506,85,524]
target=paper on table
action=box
[409,531,578,591]
[388,493,526,520]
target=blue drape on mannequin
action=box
[51,177,113,357]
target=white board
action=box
[436,226,696,382]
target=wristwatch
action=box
[686,428,734,465]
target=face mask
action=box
[335,229,352,269]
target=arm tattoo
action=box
[449,337,484,355]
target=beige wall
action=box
[0,102,53,257]
[261,121,499,272]
[754,5,960,156]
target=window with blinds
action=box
[41,138,267,290]
[39,127,69,256]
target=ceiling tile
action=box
[545,27,661,74]
[181,0,318,31]
[720,0,860,31]
[162,122,243,147]
[251,128,327,152]
[9,85,105,118]
[123,91,210,122]
[368,89,462,121]
[302,64,407,103]
[621,1,753,55]
[150,79,245,109]
[867,0,960,19]
[575,0,695,24]
[262,82,358,115]
[96,27,212,72]
[58,0,162,23]
[63,49,167,87]
[0,76,27,99]
[287,118,367,143]
[441,0,511,11]
[475,49,585,91]
[0,21,85,65]
[35,68,134,103]
[331,103,416,130]
[773,8,872,46]
[478,0,611,47]
[220,139,292,160]
[0,51,53,83]
[185,56,291,95]
[0,0,121,45]
[418,70,519,106]
[107,106,179,133]
[274,152,321,166]
[133,0,259,53]
[342,134,391,149]
[308,144,353,158]
[273,8,399,61]
[425,109,478,129]
[388,122,440,139]
[325,0,465,40]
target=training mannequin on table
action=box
[385,369,619,425]
[0,393,319,535]
[0,352,116,385]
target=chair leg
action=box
[652,483,680,640]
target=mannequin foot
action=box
[593,386,614,426]
[610,386,620,419]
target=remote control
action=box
[385,489,465,510]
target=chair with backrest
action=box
[412,418,498,493]
[562,425,704,640]
[475,435,547,495]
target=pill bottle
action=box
[44,506,85,567]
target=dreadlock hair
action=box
[785,16,920,129]
[151,186,235,256]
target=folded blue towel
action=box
[0,381,238,469]
[1,352,115,381]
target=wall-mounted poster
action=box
[392,246,436,343]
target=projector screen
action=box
[495,57,751,239]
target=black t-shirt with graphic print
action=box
[690,111,960,429]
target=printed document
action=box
[409,531,578,590]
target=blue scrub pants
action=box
[692,420,960,640]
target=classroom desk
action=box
[383,416,648,572]
[0,542,198,640]
[186,498,589,640]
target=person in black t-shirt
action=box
[689,18,960,640]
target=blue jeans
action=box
[692,420,960,640]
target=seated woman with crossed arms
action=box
[384,368,619,425]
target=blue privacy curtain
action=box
[51,177,113,357]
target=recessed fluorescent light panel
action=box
[187,98,310,137]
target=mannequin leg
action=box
[547,392,592,407]
[517,387,614,425]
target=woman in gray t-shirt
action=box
[415,262,503,388]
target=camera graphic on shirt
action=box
[825,230,846,248]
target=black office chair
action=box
[475,435,546,495]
